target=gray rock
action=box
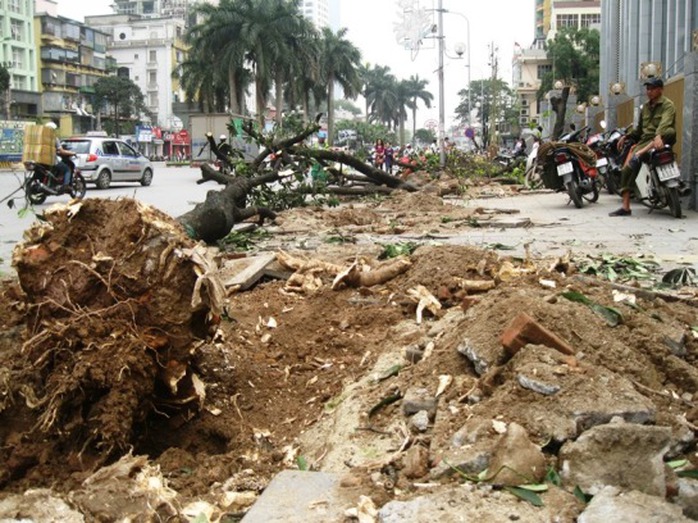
[0,489,84,522]
[240,470,354,523]
[560,422,672,496]
[577,486,691,523]
[487,422,547,486]
[410,410,430,432]
[456,338,490,375]
[516,373,561,395]
[402,387,437,419]
[677,477,698,520]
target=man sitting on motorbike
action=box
[609,77,676,216]
[45,121,74,195]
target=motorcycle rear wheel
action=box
[566,180,584,208]
[25,179,47,205]
[665,186,682,218]
[72,173,87,199]
[605,169,621,195]
[582,180,600,203]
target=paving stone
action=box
[240,470,354,523]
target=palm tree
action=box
[405,75,433,144]
[186,1,249,115]
[318,27,362,146]
[362,65,397,127]
[273,9,319,126]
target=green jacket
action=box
[629,94,676,147]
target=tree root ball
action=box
[7,198,221,469]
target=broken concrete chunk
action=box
[577,486,692,523]
[676,477,698,520]
[517,373,561,396]
[456,338,490,376]
[410,410,430,433]
[486,422,547,486]
[402,445,430,479]
[402,387,437,419]
[560,422,672,496]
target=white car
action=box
[62,135,154,189]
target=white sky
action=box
[55,0,535,129]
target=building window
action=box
[537,64,552,79]
[8,0,21,14]
[580,14,601,28]
[10,20,23,40]
[556,14,578,29]
[148,71,157,85]
[12,47,23,69]
[149,50,157,62]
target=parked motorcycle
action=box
[599,125,632,195]
[634,146,686,218]
[538,126,600,208]
[24,157,87,205]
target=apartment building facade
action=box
[512,0,600,132]
[1,0,39,120]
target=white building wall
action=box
[86,14,185,130]
[300,0,330,29]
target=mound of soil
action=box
[0,195,696,521]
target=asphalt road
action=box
[0,164,696,277]
[0,162,214,276]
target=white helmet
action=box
[219,134,227,141]
[45,121,57,129]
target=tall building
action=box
[86,12,188,155]
[1,0,39,119]
[601,0,697,100]
[513,1,601,132]
[34,11,111,134]
[300,0,330,29]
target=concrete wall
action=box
[682,52,698,210]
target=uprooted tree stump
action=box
[178,117,417,243]
[2,199,223,484]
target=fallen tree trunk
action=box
[178,118,418,243]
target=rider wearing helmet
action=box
[45,121,74,194]
[217,133,234,158]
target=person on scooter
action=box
[609,77,676,216]
[44,121,74,195]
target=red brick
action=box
[501,312,575,357]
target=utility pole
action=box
[437,0,446,168]
[488,42,499,152]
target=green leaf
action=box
[504,486,544,507]
[517,483,549,492]
[573,485,592,503]
[297,456,309,471]
[368,392,402,418]
[677,469,698,479]
[561,291,592,305]
[667,459,689,469]
[477,468,489,481]
[589,303,624,327]
[544,467,561,486]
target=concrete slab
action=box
[240,470,350,523]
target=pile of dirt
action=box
[0,195,697,521]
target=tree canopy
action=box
[93,76,148,136]
[538,27,600,105]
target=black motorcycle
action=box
[539,126,600,208]
[24,156,87,205]
[599,126,631,195]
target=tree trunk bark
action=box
[551,86,570,141]
[327,74,335,146]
